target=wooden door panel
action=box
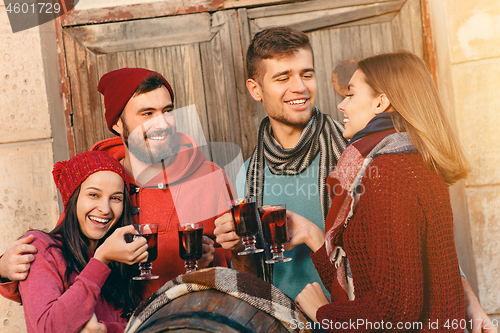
[247,0,405,34]
[65,13,215,54]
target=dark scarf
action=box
[246,107,347,222]
[348,112,395,146]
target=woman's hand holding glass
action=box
[93,225,148,265]
[284,210,325,253]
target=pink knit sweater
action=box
[19,231,127,333]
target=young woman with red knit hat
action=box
[19,151,149,333]
[285,51,469,332]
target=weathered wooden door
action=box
[62,0,425,162]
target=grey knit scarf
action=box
[246,107,347,222]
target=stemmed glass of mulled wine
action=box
[178,222,204,273]
[230,197,264,256]
[258,204,292,264]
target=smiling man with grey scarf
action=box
[214,26,347,300]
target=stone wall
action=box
[451,0,500,315]
[0,3,65,332]
[431,0,500,321]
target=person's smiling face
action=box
[338,69,384,139]
[112,86,176,164]
[248,48,317,131]
[76,170,125,251]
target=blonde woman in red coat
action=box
[285,51,471,332]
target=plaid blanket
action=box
[125,267,310,332]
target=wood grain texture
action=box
[408,0,423,58]
[398,0,414,52]
[132,289,293,333]
[63,31,86,154]
[246,0,394,19]
[224,0,300,10]
[86,51,105,144]
[62,0,223,26]
[250,0,405,33]
[64,13,215,54]
[329,28,345,115]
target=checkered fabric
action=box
[125,267,309,333]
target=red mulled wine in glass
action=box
[178,222,204,273]
[133,223,160,280]
[258,204,292,264]
[230,197,264,256]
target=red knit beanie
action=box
[97,68,174,135]
[52,151,129,207]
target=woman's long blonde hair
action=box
[358,51,469,185]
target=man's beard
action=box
[123,121,176,164]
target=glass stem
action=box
[139,262,153,276]
[242,235,257,250]
[185,259,198,273]
[270,244,285,257]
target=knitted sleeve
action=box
[314,154,464,332]
[310,245,337,295]
[18,231,113,333]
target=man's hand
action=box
[295,282,330,322]
[214,212,259,276]
[463,277,498,333]
[197,236,215,269]
[214,213,244,253]
[79,313,106,333]
[0,234,37,282]
[94,225,148,265]
[284,210,325,253]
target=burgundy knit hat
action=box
[97,68,174,135]
[52,151,129,207]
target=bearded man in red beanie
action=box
[0,68,233,301]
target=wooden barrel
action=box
[126,268,312,333]
[134,289,294,333]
